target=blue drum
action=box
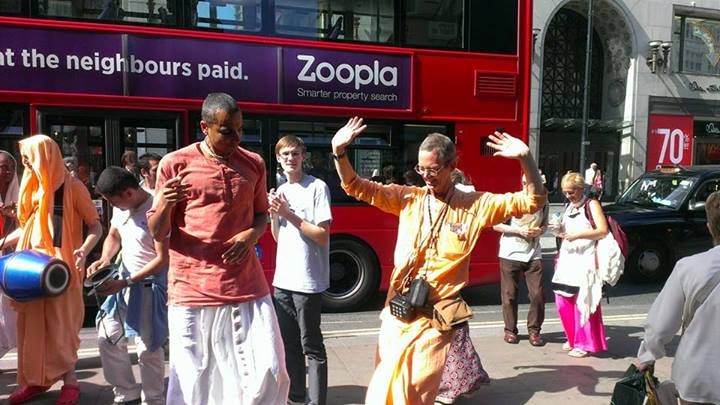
[0,250,70,302]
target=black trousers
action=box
[273,288,327,405]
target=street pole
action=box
[579,0,594,173]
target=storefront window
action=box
[673,14,720,75]
[35,0,178,25]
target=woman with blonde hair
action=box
[1,135,102,405]
[552,171,608,358]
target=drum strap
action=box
[52,183,64,248]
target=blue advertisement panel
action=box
[282,47,411,109]
[0,25,411,109]
[126,36,279,102]
[0,26,123,94]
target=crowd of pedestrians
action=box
[0,91,718,405]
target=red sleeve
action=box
[147,154,178,219]
[253,154,269,214]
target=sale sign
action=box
[646,114,694,171]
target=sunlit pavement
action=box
[0,205,674,404]
[0,301,673,405]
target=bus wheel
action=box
[322,239,379,312]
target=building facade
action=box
[531,0,720,201]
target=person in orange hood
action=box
[0,135,102,405]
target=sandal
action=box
[503,331,519,344]
[9,385,50,404]
[568,348,589,358]
[529,332,545,347]
[56,384,80,405]
[561,341,572,351]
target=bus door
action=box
[36,108,181,264]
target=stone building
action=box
[531,0,720,200]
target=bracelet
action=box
[331,151,347,160]
[125,277,136,287]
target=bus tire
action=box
[322,238,379,312]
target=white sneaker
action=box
[568,348,588,358]
[561,342,572,351]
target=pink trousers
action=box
[555,294,607,353]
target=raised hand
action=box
[486,131,530,160]
[160,175,190,206]
[331,117,367,153]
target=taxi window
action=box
[694,179,720,203]
[619,174,695,209]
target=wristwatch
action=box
[332,150,347,160]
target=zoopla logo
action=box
[296,54,398,90]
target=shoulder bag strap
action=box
[52,183,64,248]
[683,270,720,333]
[398,192,453,288]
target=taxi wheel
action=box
[626,240,671,283]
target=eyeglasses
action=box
[414,164,445,177]
[563,189,581,196]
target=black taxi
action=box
[604,165,720,282]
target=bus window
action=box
[191,112,264,156]
[467,1,518,54]
[0,105,26,160]
[119,117,178,176]
[274,0,394,43]
[0,0,22,14]
[275,119,452,202]
[402,0,463,49]
[47,117,105,200]
[34,0,178,25]
[194,0,262,32]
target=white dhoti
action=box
[0,292,16,358]
[97,285,166,405]
[167,294,290,405]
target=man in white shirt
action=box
[493,175,548,346]
[584,163,597,187]
[269,135,332,405]
[138,153,161,196]
[88,166,169,405]
[636,190,720,405]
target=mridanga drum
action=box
[0,250,70,301]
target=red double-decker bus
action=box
[0,1,532,311]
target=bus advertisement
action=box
[0,0,532,311]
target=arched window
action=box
[541,9,604,120]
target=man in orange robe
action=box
[1,135,102,405]
[330,118,546,404]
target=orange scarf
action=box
[17,135,70,256]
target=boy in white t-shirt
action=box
[269,135,332,405]
[88,166,169,405]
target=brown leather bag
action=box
[431,296,473,332]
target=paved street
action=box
[0,225,675,404]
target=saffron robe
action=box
[342,177,545,405]
[14,135,99,386]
